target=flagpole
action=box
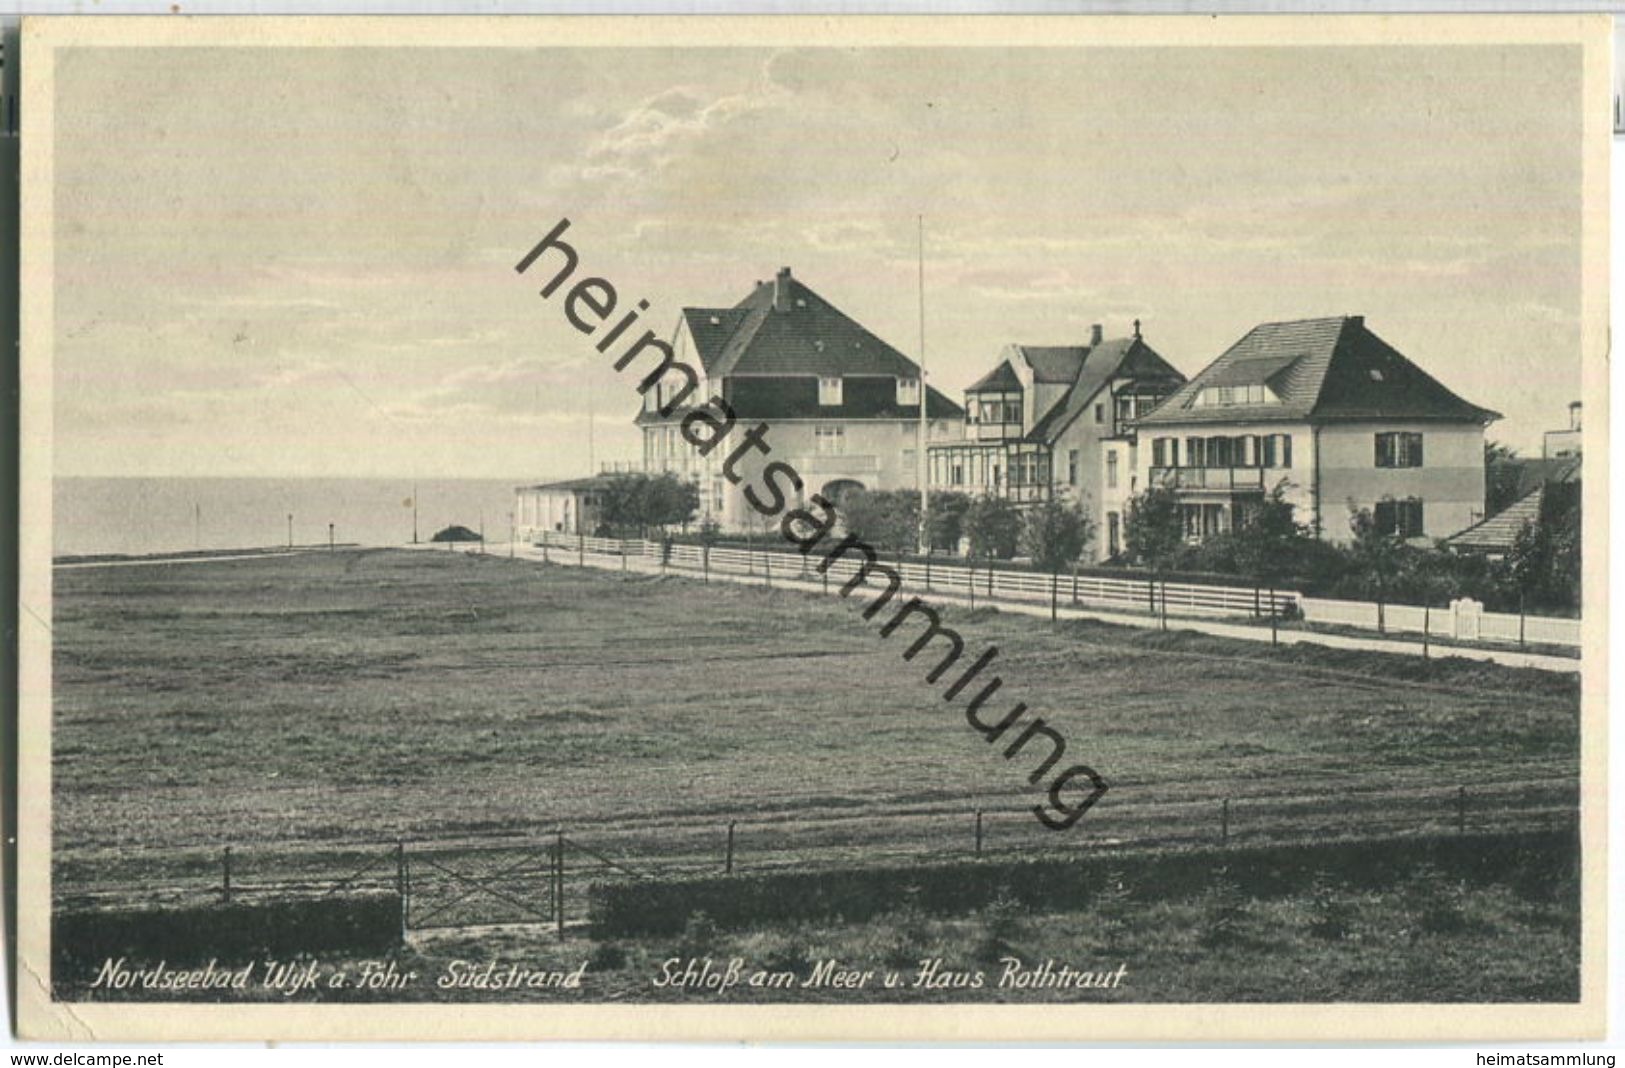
[917,214,929,555]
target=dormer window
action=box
[1194,383,1277,407]
[897,377,920,406]
[818,376,843,406]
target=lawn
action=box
[49,547,1582,1001]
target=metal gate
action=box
[404,840,560,930]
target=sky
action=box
[51,42,1586,479]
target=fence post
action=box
[725,821,736,874]
[1051,570,1059,621]
[1422,603,1430,658]
[222,846,233,904]
[703,545,710,584]
[1518,593,1527,650]
[1269,586,1278,646]
[578,532,585,567]
[822,564,829,594]
[622,546,628,572]
[765,551,772,588]
[1159,578,1168,631]
[974,809,984,856]
[1253,584,1261,619]
[555,832,566,942]
[968,564,975,609]
[925,554,932,592]
[1221,799,1230,845]
[1072,570,1079,606]
[1456,786,1467,834]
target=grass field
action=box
[49,548,1582,1000]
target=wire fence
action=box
[54,775,1577,935]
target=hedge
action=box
[588,827,1576,937]
[53,891,403,984]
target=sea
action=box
[51,477,541,558]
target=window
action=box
[1094,403,1104,424]
[1106,452,1119,489]
[1068,449,1080,485]
[815,424,845,455]
[1238,435,1259,467]
[1374,431,1424,468]
[1152,438,1167,468]
[897,377,920,406]
[1373,498,1425,538]
[1207,436,1232,468]
[818,376,843,406]
[1186,437,1206,468]
[952,462,965,486]
[1195,383,1274,407]
[712,478,725,512]
[1116,396,1135,423]
[1107,512,1121,557]
[1262,433,1293,469]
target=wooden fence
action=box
[533,531,1580,650]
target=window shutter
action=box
[1412,434,1425,467]
[1280,434,1292,469]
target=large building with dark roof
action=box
[927,322,1187,560]
[637,267,963,530]
[1121,315,1500,546]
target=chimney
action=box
[774,266,793,312]
[1132,318,1142,340]
[1569,400,1582,432]
[1090,323,1103,347]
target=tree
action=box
[1346,501,1406,628]
[1123,486,1183,570]
[598,472,699,538]
[1484,441,1524,516]
[1233,480,1310,582]
[962,496,1022,561]
[838,489,919,557]
[1020,499,1095,573]
[926,492,973,553]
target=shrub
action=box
[676,910,722,958]
[589,941,629,970]
[1400,865,1472,938]
[587,829,1574,938]
[1197,868,1248,949]
[1306,873,1357,941]
[1092,868,1134,951]
[973,887,1025,962]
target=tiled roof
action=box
[685,273,922,379]
[1134,316,1500,428]
[1444,487,1544,552]
[966,360,1022,393]
[1025,336,1187,445]
[1018,346,1089,384]
[672,270,963,421]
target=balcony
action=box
[1149,467,1267,493]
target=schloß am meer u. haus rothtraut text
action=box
[512,218,1110,830]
